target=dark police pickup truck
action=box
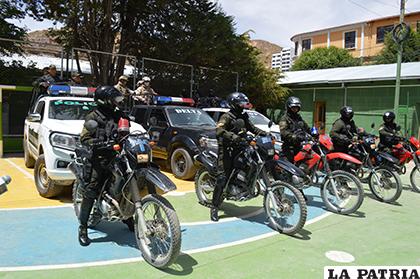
[131,103,217,180]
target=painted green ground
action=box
[2,175,420,279]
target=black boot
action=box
[210,207,219,222]
[78,225,91,246]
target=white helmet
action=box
[142,76,151,82]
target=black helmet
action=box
[94,86,124,109]
[383,111,395,123]
[227,92,250,112]
[340,106,354,120]
[286,96,301,114]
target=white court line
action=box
[0,211,333,272]
[5,159,34,180]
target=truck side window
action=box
[34,101,45,121]
[134,107,148,126]
[149,109,167,127]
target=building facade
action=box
[271,47,295,71]
[291,11,420,60]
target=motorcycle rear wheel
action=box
[263,181,307,235]
[135,194,181,269]
[72,181,101,228]
[321,170,364,215]
[369,167,402,203]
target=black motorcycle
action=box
[347,132,402,203]
[194,120,307,235]
[70,120,181,269]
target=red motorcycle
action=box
[392,136,420,192]
[293,129,364,215]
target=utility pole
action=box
[393,0,406,123]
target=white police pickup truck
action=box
[24,85,144,198]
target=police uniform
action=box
[279,112,310,162]
[330,118,359,153]
[78,106,122,227]
[379,122,402,149]
[212,111,267,208]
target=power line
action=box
[347,0,383,17]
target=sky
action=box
[8,0,420,47]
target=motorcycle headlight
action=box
[370,144,376,150]
[199,136,218,150]
[137,153,149,163]
[50,133,78,151]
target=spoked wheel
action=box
[135,194,181,269]
[72,181,101,228]
[194,168,215,207]
[321,170,364,215]
[264,181,307,235]
[410,166,420,192]
[369,167,402,203]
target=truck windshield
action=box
[246,111,270,125]
[167,108,216,127]
[49,99,97,120]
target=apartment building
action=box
[291,11,420,59]
[271,47,295,71]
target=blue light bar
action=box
[47,85,71,96]
[153,96,195,106]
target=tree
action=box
[291,46,361,71]
[24,0,288,109]
[0,1,26,55]
[375,30,420,64]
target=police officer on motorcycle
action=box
[78,86,127,246]
[279,96,311,162]
[211,92,267,222]
[330,106,366,153]
[379,111,403,149]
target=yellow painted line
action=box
[0,157,195,209]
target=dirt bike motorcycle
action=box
[346,132,402,203]
[390,134,420,192]
[70,119,181,268]
[293,128,364,215]
[194,120,307,235]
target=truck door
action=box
[27,100,45,155]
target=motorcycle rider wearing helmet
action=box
[77,85,129,246]
[211,92,268,222]
[330,106,366,153]
[279,96,311,162]
[379,111,403,149]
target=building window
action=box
[294,42,298,55]
[344,31,356,49]
[302,39,311,51]
[377,25,394,44]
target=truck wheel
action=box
[170,148,196,180]
[23,141,35,168]
[34,154,63,198]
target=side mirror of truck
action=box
[27,113,41,123]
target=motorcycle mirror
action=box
[84,120,98,132]
[371,123,375,129]
[234,119,245,129]
[149,116,158,127]
[268,120,273,128]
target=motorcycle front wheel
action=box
[263,181,307,235]
[135,194,181,269]
[369,167,402,203]
[321,170,364,215]
[410,166,420,192]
